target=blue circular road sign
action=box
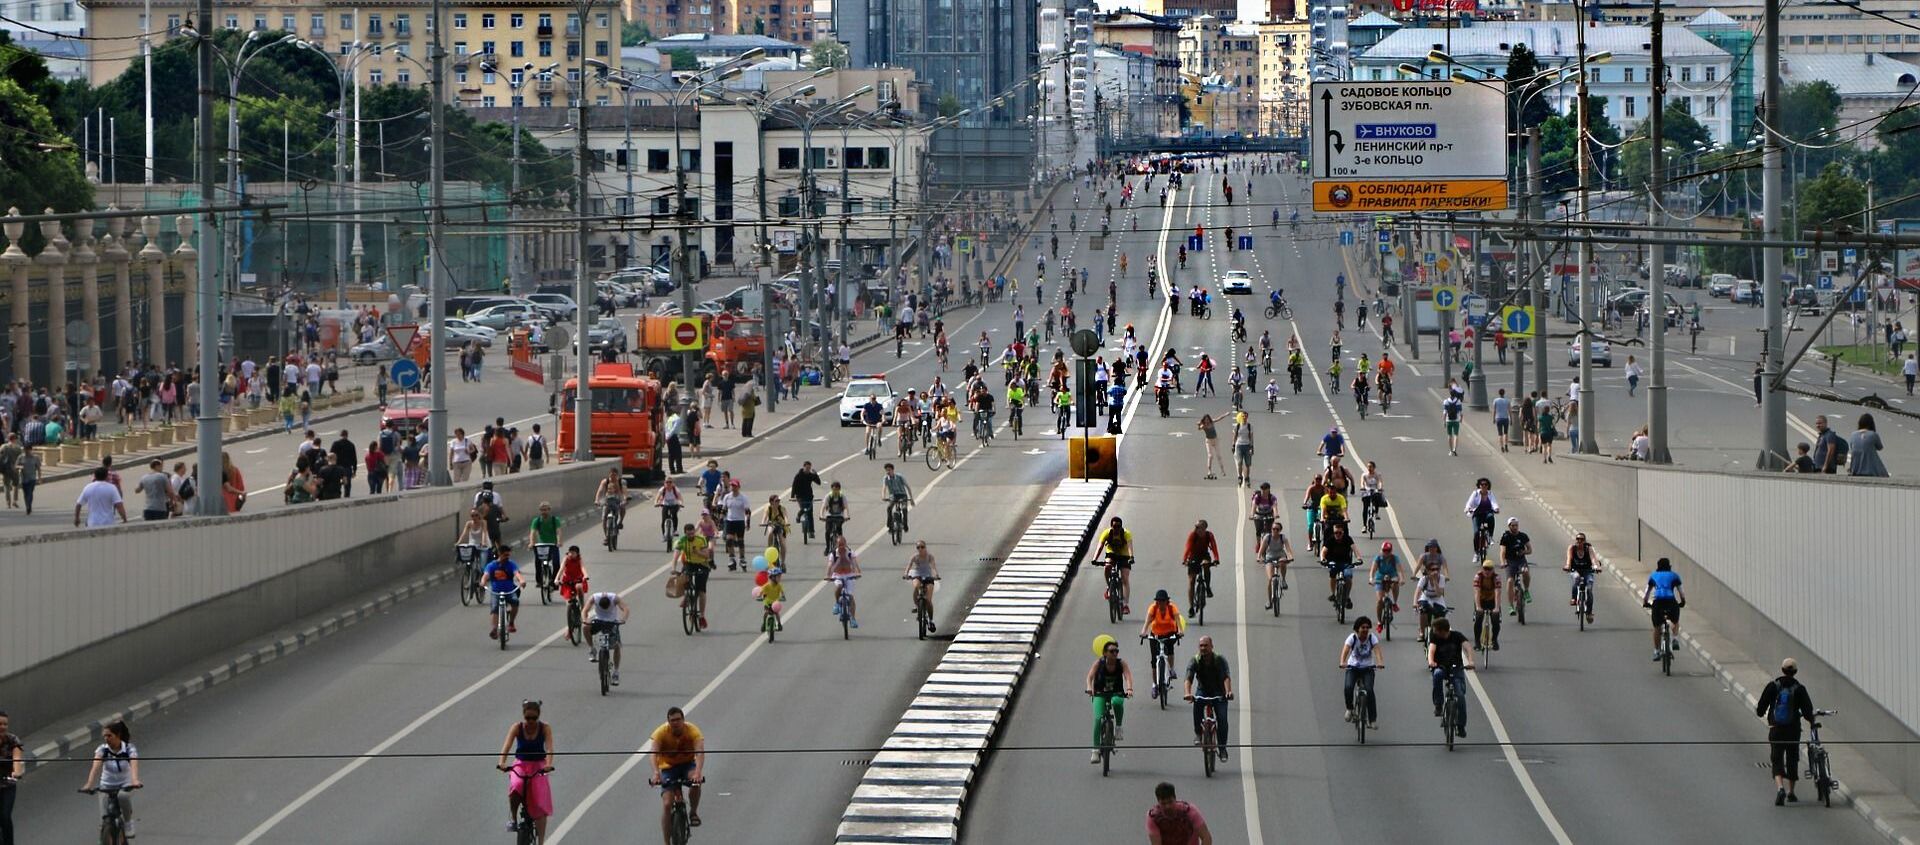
[391,358,422,390]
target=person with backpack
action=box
[1757,658,1817,806]
[1639,557,1686,661]
[525,424,548,471]
[1145,782,1212,845]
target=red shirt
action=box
[1183,531,1220,564]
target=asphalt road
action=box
[6,182,1106,844]
[961,164,1883,843]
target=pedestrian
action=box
[0,433,19,508]
[1847,413,1888,477]
[1753,362,1764,406]
[700,374,717,422]
[740,387,759,438]
[400,432,424,490]
[1625,355,1643,396]
[526,423,547,471]
[1145,782,1213,845]
[450,427,477,482]
[136,459,177,521]
[1537,400,1558,463]
[331,430,359,497]
[664,407,686,475]
[1196,414,1221,479]
[278,389,297,432]
[1494,329,1507,364]
[507,427,525,474]
[1810,415,1846,474]
[488,426,512,477]
[686,403,704,456]
[1492,389,1510,452]
[15,445,41,515]
[74,466,126,527]
[478,424,496,478]
[1757,658,1817,806]
[717,372,737,429]
[1904,354,1916,397]
[365,441,389,494]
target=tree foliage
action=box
[1503,45,1556,131]
[666,48,700,71]
[621,21,653,47]
[0,33,92,246]
[809,40,849,70]
[1796,161,1867,231]
[1537,96,1621,194]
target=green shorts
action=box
[1444,420,1461,435]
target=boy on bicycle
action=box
[759,568,785,632]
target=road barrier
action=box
[835,480,1113,845]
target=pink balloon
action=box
[770,600,784,614]
[751,586,764,600]
[755,571,771,586]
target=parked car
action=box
[1606,288,1683,326]
[1568,338,1613,367]
[350,336,402,365]
[443,317,497,341]
[1708,279,1734,298]
[465,302,544,330]
[1733,280,1761,303]
[525,293,578,323]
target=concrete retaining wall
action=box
[0,461,603,728]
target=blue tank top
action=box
[514,723,547,761]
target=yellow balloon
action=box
[1092,634,1117,657]
[765,547,780,565]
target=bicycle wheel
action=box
[670,802,691,845]
[567,603,583,646]
[605,519,619,552]
[924,441,942,470]
[498,613,509,651]
[681,597,698,635]
[1202,726,1216,777]
[598,645,611,696]
[1157,662,1169,710]
[1108,587,1122,625]
[540,564,555,606]
[766,611,778,643]
[517,814,536,845]
[918,597,932,640]
[1444,695,1460,751]
[1515,586,1526,625]
[1336,581,1349,624]
[1099,716,1115,777]
[1268,573,1281,618]
[1813,751,1832,806]
[1355,690,1369,744]
[1194,591,1206,627]
[1577,590,1587,631]
[841,604,852,640]
[1381,606,1393,641]
[458,562,475,606]
[1661,629,1673,676]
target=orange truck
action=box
[633,312,767,383]
[557,362,665,482]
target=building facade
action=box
[1257,19,1310,136]
[1178,15,1261,136]
[623,0,814,46]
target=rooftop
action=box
[645,33,805,52]
[1359,21,1730,62]
[1782,53,1920,97]
[1348,11,1402,30]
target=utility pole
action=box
[1757,0,1788,468]
[1573,6,1599,454]
[1646,0,1672,462]
[675,102,699,395]
[427,0,451,486]
[1529,126,1547,404]
[1465,213,1488,409]
[838,127,852,352]
[572,0,596,462]
[1510,134,1528,447]
[192,0,223,515]
[142,0,153,184]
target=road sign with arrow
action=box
[1310,81,1509,213]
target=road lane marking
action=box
[1233,482,1266,845]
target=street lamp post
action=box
[218,31,300,364]
[484,59,556,289]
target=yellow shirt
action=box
[761,580,786,607]
[651,722,704,770]
[676,535,712,568]
[1318,492,1348,518]
[1094,527,1134,558]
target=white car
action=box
[838,376,896,426]
[1568,338,1612,367]
[465,302,543,330]
[1220,270,1254,295]
[444,317,497,340]
[525,293,578,323]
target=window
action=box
[511,13,524,27]
[454,41,468,55]
[1589,68,1600,83]
[253,14,266,31]
[482,95,497,107]
[397,68,411,84]
[1847,35,1863,44]
[510,69,524,84]
[282,15,295,30]
[511,41,524,57]
[567,68,580,83]
[366,13,381,33]
[568,40,580,58]
[655,196,672,214]
[341,13,353,30]
[224,14,238,29]
[482,70,496,84]
[1867,34,1882,44]
[597,95,610,106]
[396,43,410,57]
[511,95,524,107]
[776,146,800,169]
[845,147,867,168]
[868,147,890,168]
[310,13,322,33]
[455,69,468,83]
[778,196,801,216]
[1706,97,1717,116]
[843,197,863,214]
[596,40,609,57]
[1622,67,1634,83]
[1623,96,1635,117]
[1679,65,1692,83]
[1789,35,1805,45]
[369,69,384,84]
[538,94,553,107]
[1809,35,1825,44]
[1705,66,1717,82]
[538,13,552,28]
[482,13,495,28]
[482,40,496,55]
[539,41,552,56]
[597,13,609,28]
[648,149,670,171]
[453,13,467,28]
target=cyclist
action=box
[969,381,997,441]
[1141,589,1187,670]
[1182,520,1220,616]
[1054,385,1074,434]
[697,460,723,512]
[1357,461,1384,530]
[1640,557,1687,661]
[790,461,822,537]
[1147,782,1213,845]
[932,405,959,458]
[1413,550,1449,644]
[648,707,706,836]
[1470,558,1503,650]
[1228,367,1246,410]
[1317,482,1349,547]
[882,463,915,532]
[1089,516,1136,613]
[1350,370,1370,412]
[764,493,789,557]
[823,480,850,544]
[759,567,786,632]
[1563,532,1600,622]
[1256,518,1294,609]
[1370,541,1401,623]
[672,523,714,631]
[484,545,526,639]
[1320,521,1357,611]
[860,395,886,453]
[1497,517,1533,610]
[595,466,628,530]
[557,545,590,605]
[1184,636,1235,761]
[497,700,556,841]
[1287,349,1305,394]
[718,480,752,570]
[1300,473,1327,551]
[1426,616,1473,737]
[1463,478,1499,556]
[1249,483,1278,537]
[894,392,919,453]
[1376,353,1395,405]
[1194,354,1216,397]
[1317,426,1346,469]
[905,540,941,632]
[1339,616,1385,728]
[1355,353,1371,383]
[1263,377,1281,411]
[826,534,863,628]
[527,501,564,557]
[79,719,140,840]
[1085,638,1135,763]
[1006,381,1027,433]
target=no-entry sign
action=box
[714,312,737,333]
[668,317,705,351]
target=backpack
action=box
[380,430,398,455]
[1770,682,1797,728]
[1149,802,1196,845]
[529,435,545,461]
[1828,433,1849,466]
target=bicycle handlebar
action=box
[498,765,556,774]
[79,785,142,794]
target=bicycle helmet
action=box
[1381,542,1393,552]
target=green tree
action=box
[1780,81,1842,143]
[809,39,849,70]
[1503,44,1555,131]
[1619,102,1712,190]
[938,93,962,118]
[621,21,652,47]
[1536,96,1621,194]
[0,35,92,244]
[665,48,700,71]
[1796,161,1867,230]
[1870,105,1920,221]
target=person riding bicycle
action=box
[80,719,141,840]
[904,540,940,632]
[1256,517,1294,608]
[1340,616,1386,728]
[860,395,886,451]
[1470,558,1503,650]
[1320,520,1357,611]
[821,480,850,540]
[527,500,564,558]
[764,493,789,553]
[1184,636,1235,761]
[1357,460,1384,529]
[1006,381,1027,431]
[969,382,997,439]
[672,523,714,630]
[1640,557,1687,662]
[1370,541,1402,621]
[1497,517,1533,609]
[1263,378,1281,409]
[1086,638,1135,763]
[496,700,555,840]
[1376,353,1395,401]
[648,707,706,835]
[483,545,526,639]
[1177,245,1187,268]
[1140,589,1187,677]
[894,393,919,447]
[1182,520,1221,614]
[1250,483,1278,535]
[882,463,915,531]
[826,534,863,629]
[1350,371,1370,408]
[790,461,822,533]
[1463,478,1499,554]
[596,467,628,530]
[1054,385,1074,433]
[585,591,630,684]
[1090,516,1136,612]
[1318,426,1346,468]
[1563,532,1600,622]
[557,545,590,604]
[1427,616,1473,738]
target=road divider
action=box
[834,480,1114,845]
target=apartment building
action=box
[1179,15,1261,135]
[1257,19,1310,136]
[1092,11,1184,137]
[623,0,813,45]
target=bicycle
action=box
[896,426,915,460]
[1264,301,1293,320]
[864,425,882,460]
[1572,570,1595,631]
[762,600,782,643]
[1143,634,1181,710]
[794,497,815,545]
[1437,668,1467,751]
[602,496,622,551]
[1192,694,1227,777]
[830,575,860,639]
[533,543,560,605]
[1264,554,1288,617]
[1189,561,1215,626]
[1506,562,1529,626]
[1091,691,1129,776]
[1348,667,1378,744]
[1354,385,1368,420]
[1377,590,1395,641]
[1473,607,1495,670]
[1647,600,1679,676]
[456,544,486,607]
[1331,564,1353,624]
[1104,559,1127,623]
[592,621,622,695]
[81,784,142,845]
[493,586,521,650]
[908,575,940,639]
[1009,406,1023,439]
[659,501,682,549]
[564,582,588,647]
[500,765,554,845]
[823,513,846,547]
[1360,494,1379,538]
[1807,709,1839,807]
[972,410,995,444]
[886,498,910,545]
[924,435,955,470]
[652,773,703,845]
[679,569,705,635]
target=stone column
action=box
[101,214,132,374]
[171,214,198,365]
[140,215,166,365]
[38,213,70,387]
[2,209,28,383]
[74,227,101,380]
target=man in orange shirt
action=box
[1182,520,1221,615]
[648,706,706,837]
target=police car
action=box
[1221,270,1255,295]
[838,375,897,426]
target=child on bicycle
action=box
[765,494,789,558]
[557,545,589,603]
[759,567,786,631]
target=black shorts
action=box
[1650,598,1681,629]
[1769,729,1802,779]
[587,619,623,645]
[724,520,747,540]
[683,565,712,593]
[1185,558,1215,574]
[1103,554,1134,571]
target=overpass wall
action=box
[0,462,603,729]
[1561,457,1920,797]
